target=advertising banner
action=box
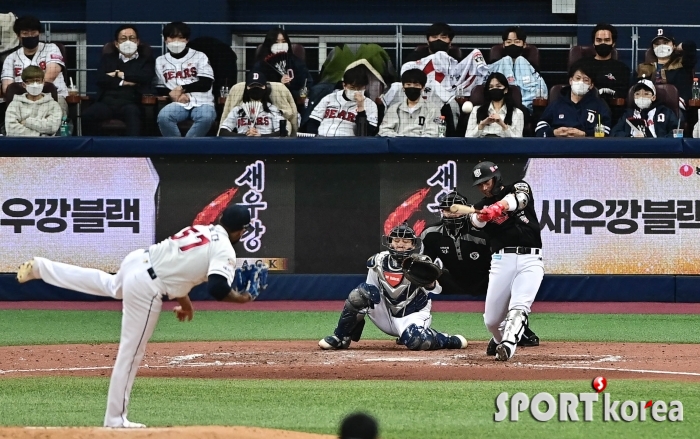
[0,158,158,272]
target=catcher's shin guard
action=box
[399,325,467,350]
[497,309,528,360]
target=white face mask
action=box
[571,81,590,96]
[167,41,187,54]
[25,82,44,96]
[119,40,138,55]
[346,88,363,99]
[653,44,673,58]
[271,43,288,54]
[635,97,653,109]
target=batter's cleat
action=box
[495,343,513,361]
[486,338,497,356]
[518,328,540,347]
[16,259,39,283]
[107,420,146,428]
[446,334,468,349]
[318,335,350,350]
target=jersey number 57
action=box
[170,226,210,252]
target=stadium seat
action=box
[3,81,59,104]
[489,45,541,70]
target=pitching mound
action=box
[0,426,334,438]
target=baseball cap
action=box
[633,79,656,96]
[246,70,267,87]
[651,28,675,45]
[220,205,252,232]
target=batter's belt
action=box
[497,247,541,255]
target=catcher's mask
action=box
[438,191,469,234]
[383,223,420,262]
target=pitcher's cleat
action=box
[16,259,39,283]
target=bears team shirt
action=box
[155,49,214,109]
[1,43,68,97]
[310,90,378,136]
[220,103,283,135]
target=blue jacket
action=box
[535,86,612,137]
[611,105,680,138]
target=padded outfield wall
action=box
[1,136,700,301]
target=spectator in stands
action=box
[404,22,457,63]
[4,66,62,137]
[81,25,155,136]
[378,68,439,137]
[339,412,378,439]
[465,72,524,138]
[219,70,286,137]
[611,79,679,138]
[535,63,611,137]
[577,24,631,104]
[253,28,313,103]
[156,22,216,137]
[306,65,378,136]
[490,26,547,113]
[637,29,697,110]
[1,16,69,114]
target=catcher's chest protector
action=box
[370,252,422,315]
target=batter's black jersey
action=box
[420,222,491,296]
[473,180,542,252]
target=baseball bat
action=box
[449,204,476,214]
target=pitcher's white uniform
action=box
[28,224,236,427]
[309,90,378,136]
[1,43,68,96]
[155,49,214,109]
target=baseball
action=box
[461,101,474,114]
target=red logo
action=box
[592,376,607,393]
[680,164,693,177]
[383,271,403,287]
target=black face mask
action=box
[428,40,449,54]
[404,87,422,101]
[594,43,613,57]
[503,44,523,59]
[21,36,40,50]
[248,88,265,101]
[488,88,506,101]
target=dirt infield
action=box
[0,426,334,439]
[1,340,699,382]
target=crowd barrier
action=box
[0,136,699,302]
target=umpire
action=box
[420,191,540,353]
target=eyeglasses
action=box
[117,36,138,42]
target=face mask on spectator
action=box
[271,43,288,54]
[571,81,590,96]
[635,97,653,109]
[404,87,422,101]
[345,88,364,99]
[21,36,40,49]
[653,44,673,58]
[594,43,613,57]
[119,41,138,55]
[428,40,449,54]
[247,87,265,101]
[167,41,187,54]
[25,82,44,96]
[488,88,506,101]
[503,45,523,59]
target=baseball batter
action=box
[468,162,544,361]
[420,191,541,353]
[319,223,467,351]
[16,205,260,428]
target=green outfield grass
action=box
[0,377,695,438]
[0,310,697,345]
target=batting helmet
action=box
[383,222,420,262]
[472,161,502,187]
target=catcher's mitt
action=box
[401,254,442,287]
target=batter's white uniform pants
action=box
[33,250,168,427]
[483,251,544,345]
[367,297,432,337]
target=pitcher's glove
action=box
[401,254,442,287]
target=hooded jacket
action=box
[611,105,680,138]
[535,86,611,137]
[5,93,62,137]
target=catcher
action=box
[319,223,467,351]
